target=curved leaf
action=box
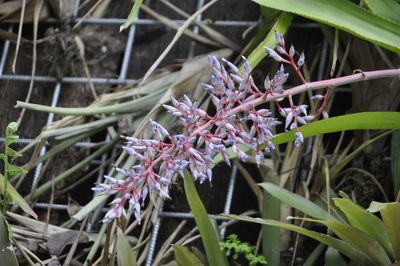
[117,232,137,266]
[173,245,204,266]
[253,0,400,53]
[222,214,375,266]
[243,12,294,70]
[368,202,400,261]
[0,174,37,220]
[300,217,392,265]
[183,170,228,266]
[260,182,338,221]
[361,0,400,23]
[273,112,400,146]
[334,198,394,259]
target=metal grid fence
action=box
[0,1,329,265]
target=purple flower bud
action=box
[264,75,271,91]
[297,52,305,66]
[264,46,283,62]
[230,74,242,83]
[222,58,239,73]
[297,116,307,125]
[311,94,324,100]
[275,31,285,46]
[294,131,304,146]
[255,151,264,167]
[285,111,294,129]
[276,45,286,55]
[289,45,295,57]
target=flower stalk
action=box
[93,33,400,223]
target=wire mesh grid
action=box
[0,1,328,265]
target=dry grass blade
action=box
[159,0,240,51]
[16,0,44,126]
[0,0,49,23]
[63,216,88,266]
[0,28,29,42]
[12,238,36,266]
[139,0,219,85]
[11,0,26,73]
[152,220,187,265]
[140,4,222,48]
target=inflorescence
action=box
[92,32,320,223]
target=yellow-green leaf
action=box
[173,245,204,266]
[0,174,37,220]
[334,198,394,259]
[253,0,400,53]
[117,232,137,266]
[223,214,374,266]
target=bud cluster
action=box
[93,33,320,223]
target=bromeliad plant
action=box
[92,32,400,224]
[226,183,400,266]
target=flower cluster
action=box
[93,33,317,223]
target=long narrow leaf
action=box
[368,202,400,261]
[0,174,37,219]
[223,214,374,266]
[173,245,204,266]
[361,0,400,23]
[244,12,294,69]
[391,130,400,196]
[117,232,137,266]
[120,0,144,31]
[253,0,400,53]
[0,214,18,266]
[333,198,394,259]
[262,171,281,266]
[183,170,228,266]
[260,182,338,221]
[299,217,392,265]
[380,203,400,261]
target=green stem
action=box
[2,138,8,216]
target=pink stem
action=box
[191,68,400,136]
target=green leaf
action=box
[5,135,18,146]
[0,213,18,266]
[5,123,18,135]
[5,147,21,158]
[303,243,326,266]
[222,214,375,266]
[173,245,205,266]
[7,164,27,176]
[369,202,400,260]
[334,198,394,259]
[325,247,347,266]
[243,12,294,70]
[116,231,137,266]
[262,171,280,266]
[273,112,400,147]
[391,130,400,196]
[0,174,37,219]
[300,217,392,265]
[0,154,4,161]
[361,0,400,23]
[260,182,338,221]
[120,0,144,31]
[253,0,400,53]
[183,170,228,266]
